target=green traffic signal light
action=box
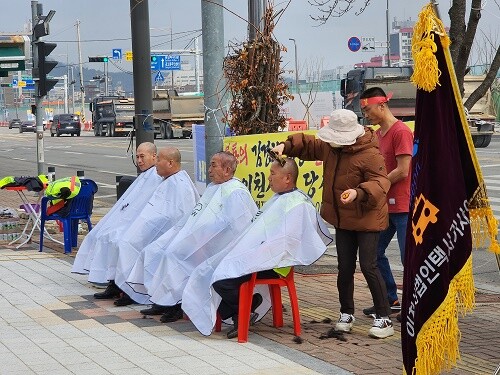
[103,57,108,62]
[151,56,157,62]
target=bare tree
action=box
[309,0,500,110]
[296,57,324,128]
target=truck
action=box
[152,90,205,139]
[90,96,135,137]
[340,67,496,148]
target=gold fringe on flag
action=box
[413,256,475,375]
[410,3,449,92]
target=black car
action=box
[19,121,36,133]
[8,118,22,129]
[50,114,81,137]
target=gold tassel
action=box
[411,4,450,92]
[412,256,475,375]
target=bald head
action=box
[268,158,298,193]
[136,142,157,171]
[155,146,182,178]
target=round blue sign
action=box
[348,36,361,52]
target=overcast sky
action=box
[3,0,500,77]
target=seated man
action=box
[126,151,258,322]
[77,147,199,305]
[72,142,162,278]
[182,158,333,338]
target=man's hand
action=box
[271,143,285,156]
[340,189,357,204]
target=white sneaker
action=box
[335,313,355,332]
[369,317,394,338]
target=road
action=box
[0,129,195,206]
[0,127,499,289]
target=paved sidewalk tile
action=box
[0,246,349,375]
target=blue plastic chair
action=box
[39,179,98,254]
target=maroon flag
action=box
[402,4,499,375]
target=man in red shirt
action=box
[359,87,413,318]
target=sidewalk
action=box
[1,190,499,374]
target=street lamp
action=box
[289,38,299,94]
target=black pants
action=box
[213,269,279,320]
[336,228,391,317]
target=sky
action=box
[2,0,500,78]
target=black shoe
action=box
[114,293,135,306]
[227,315,239,339]
[140,304,171,316]
[251,293,263,312]
[226,312,258,339]
[160,304,183,323]
[94,281,121,299]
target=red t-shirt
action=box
[376,121,413,213]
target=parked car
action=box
[19,121,36,133]
[8,118,22,129]
[50,114,81,137]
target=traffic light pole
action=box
[31,0,45,175]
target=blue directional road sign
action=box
[154,71,165,82]
[347,36,361,52]
[151,55,181,71]
[112,48,122,60]
[12,78,18,87]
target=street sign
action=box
[12,78,17,87]
[154,71,165,82]
[347,36,361,52]
[151,55,181,71]
[18,80,26,87]
[125,51,133,61]
[112,48,122,60]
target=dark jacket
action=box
[282,128,390,232]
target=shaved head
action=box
[136,142,157,171]
[156,146,182,178]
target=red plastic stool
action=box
[215,267,301,343]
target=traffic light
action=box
[88,56,109,62]
[151,56,157,62]
[37,41,58,97]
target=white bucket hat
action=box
[317,109,365,146]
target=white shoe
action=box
[369,317,394,338]
[335,313,355,332]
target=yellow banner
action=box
[223,131,323,209]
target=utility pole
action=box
[130,0,154,160]
[248,0,264,41]
[32,1,57,175]
[194,37,200,93]
[76,20,85,121]
[63,74,68,112]
[201,0,225,176]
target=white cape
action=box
[113,170,200,302]
[126,178,258,305]
[181,189,333,336]
[86,170,199,285]
[72,167,162,275]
